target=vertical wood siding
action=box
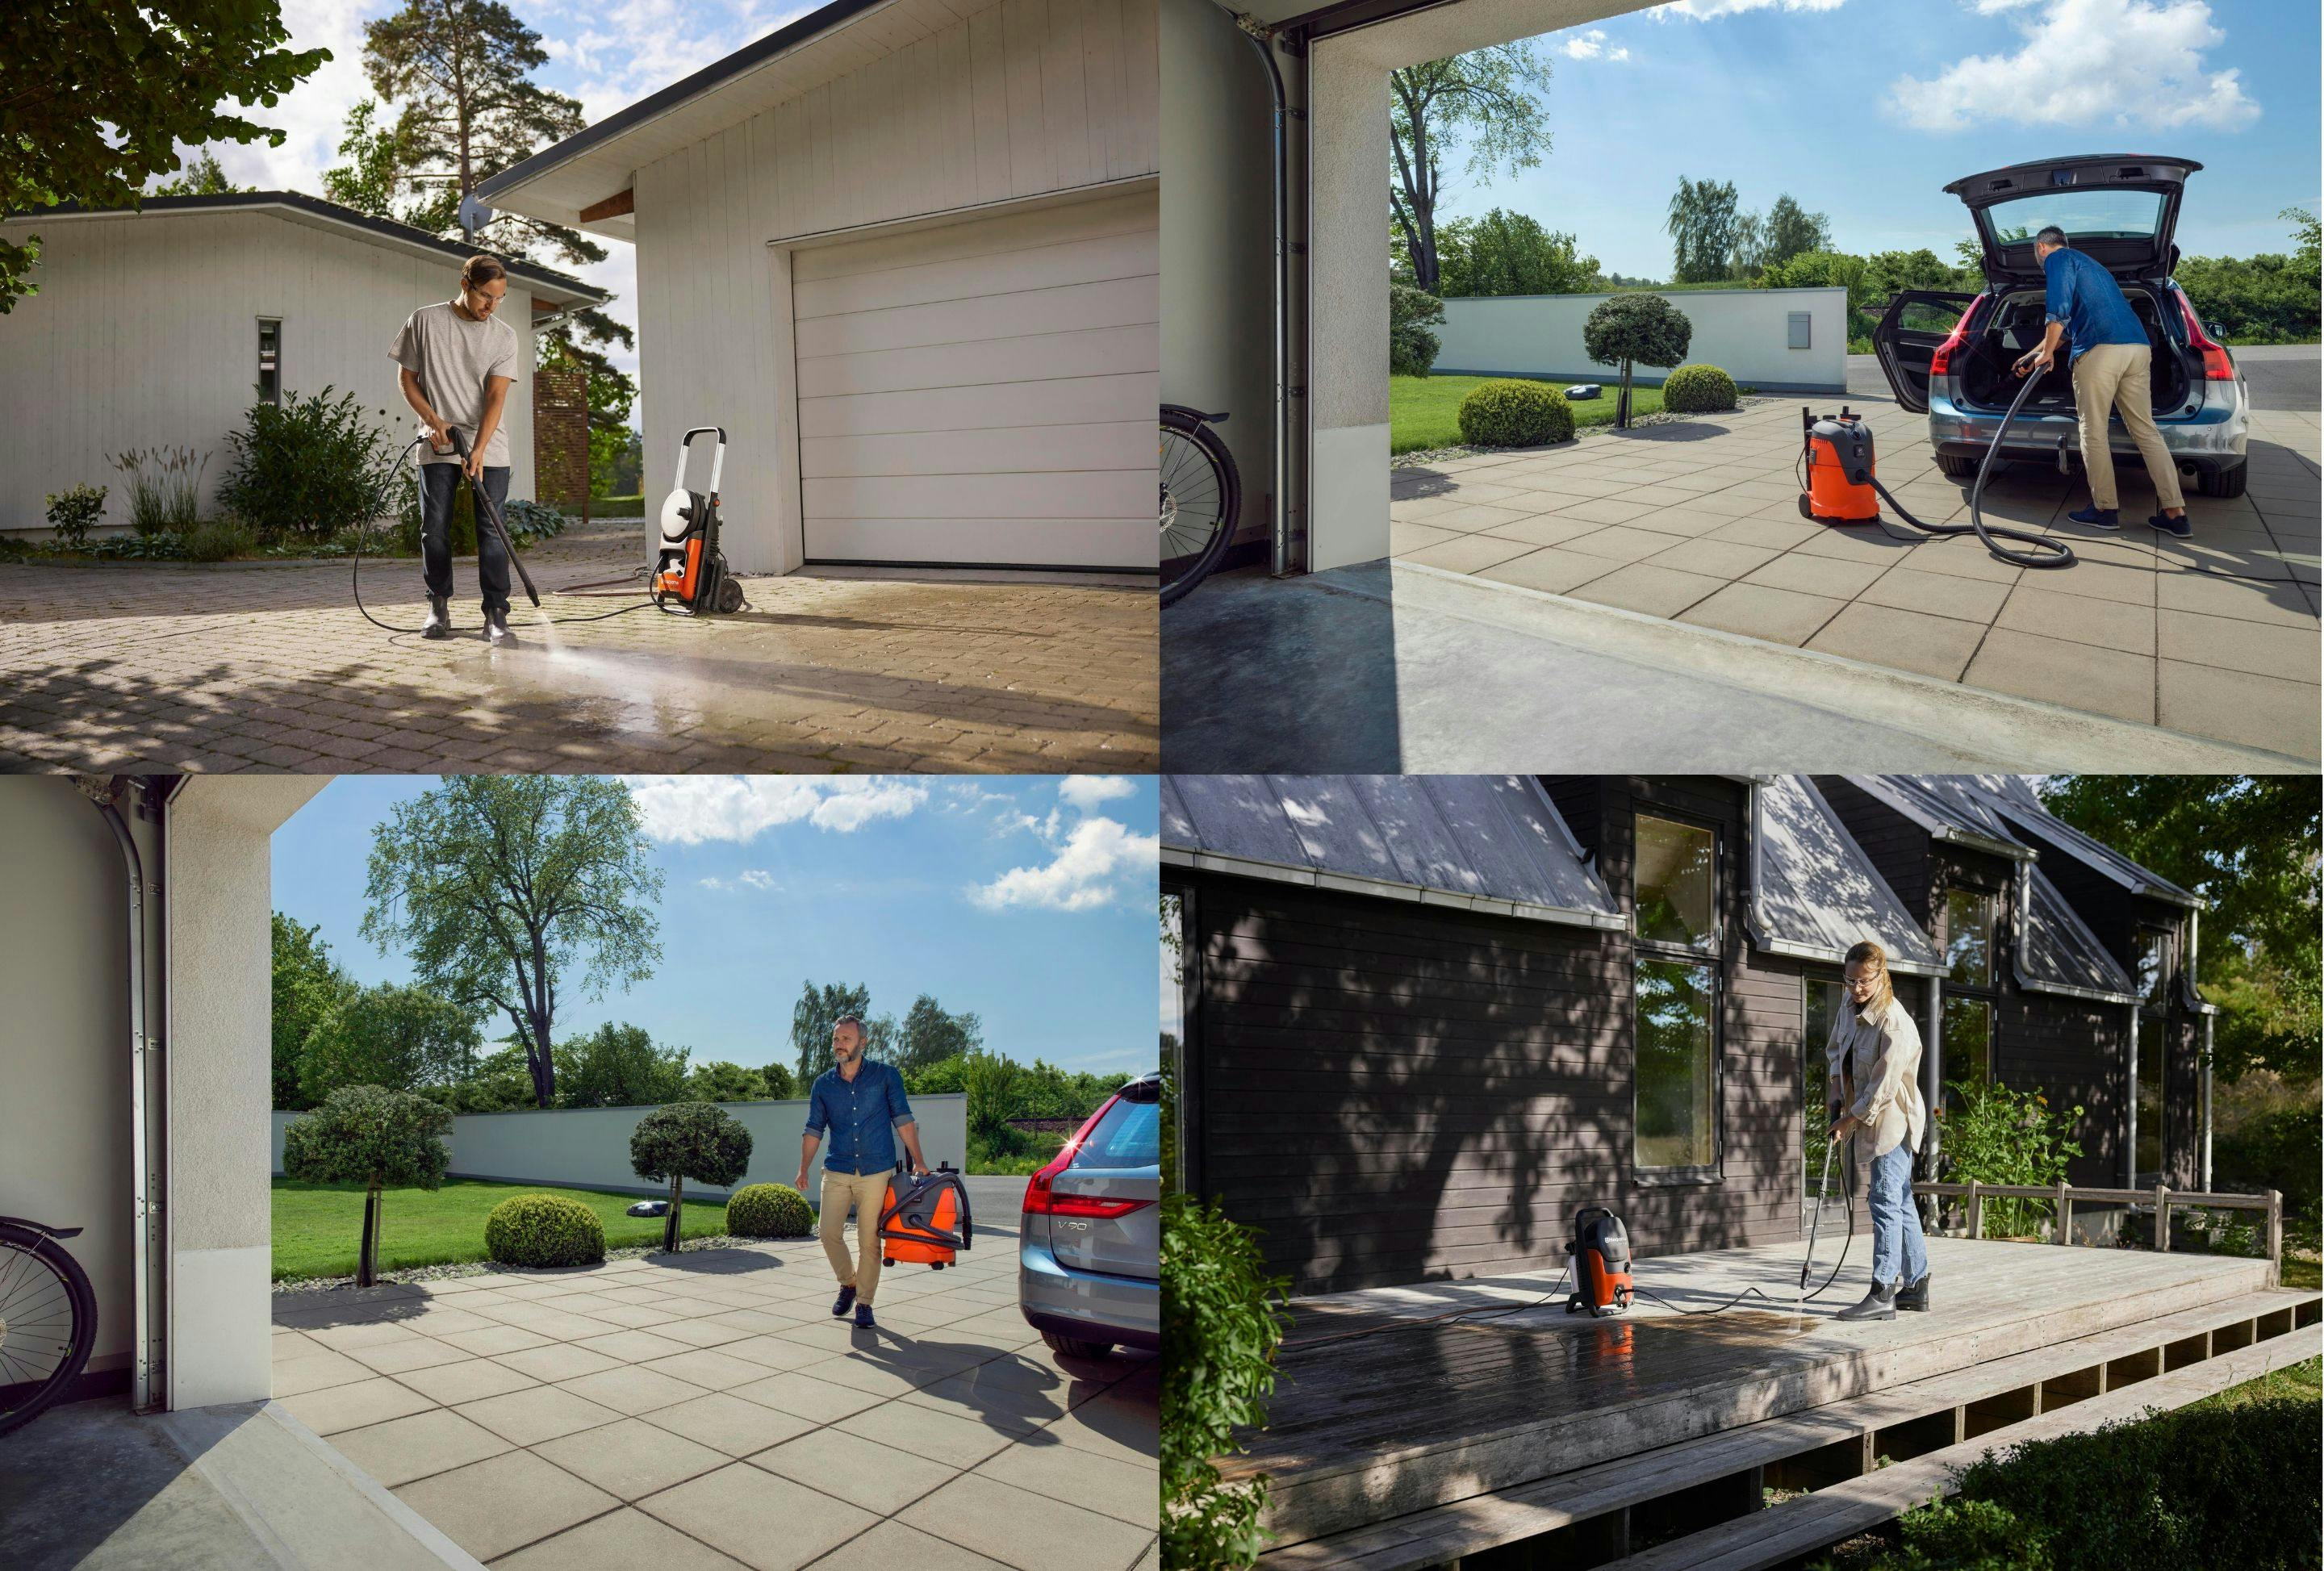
[630,0,1159,574]
[0,212,536,532]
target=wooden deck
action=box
[1228,1236,2297,1557]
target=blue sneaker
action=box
[2067,505,2120,529]
[2147,511,2192,540]
[831,1285,856,1318]
[854,1302,876,1330]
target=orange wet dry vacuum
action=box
[879,1163,974,1270]
[1799,407,1883,524]
[1565,1205,1635,1318]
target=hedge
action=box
[483,1193,607,1268]
[1457,379,1575,448]
[1660,363,1739,413]
[726,1183,814,1239]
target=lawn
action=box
[1391,374,1666,456]
[272,1178,742,1281]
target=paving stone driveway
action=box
[0,529,1157,773]
[1391,395,2320,761]
[270,1223,1156,1570]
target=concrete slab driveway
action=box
[1390,391,2319,762]
[269,1205,1156,1571]
[0,525,1158,773]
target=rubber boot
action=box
[422,595,451,640]
[486,605,517,646]
[1837,1280,1897,1322]
[1896,1273,1931,1312]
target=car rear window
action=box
[1072,1097,1160,1170]
[1980,189,2163,245]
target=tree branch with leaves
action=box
[1390,45,1552,296]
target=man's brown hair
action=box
[461,254,508,288]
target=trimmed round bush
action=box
[726,1183,814,1239]
[1457,380,1575,449]
[484,1193,606,1268]
[1660,363,1739,414]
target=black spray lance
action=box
[441,425,541,608]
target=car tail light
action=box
[2172,289,2235,380]
[1926,299,1979,378]
[1022,1094,1153,1219]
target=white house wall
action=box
[630,0,1160,574]
[0,211,537,533]
[1436,287,1849,395]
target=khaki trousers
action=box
[2071,341,2185,512]
[820,1168,892,1306]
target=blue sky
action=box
[1427,0,2321,278]
[270,775,1161,1076]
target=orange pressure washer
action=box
[652,427,747,615]
[878,1163,973,1270]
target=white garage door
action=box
[792,188,1157,570]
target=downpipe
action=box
[1231,9,1296,576]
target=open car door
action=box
[1872,290,1977,414]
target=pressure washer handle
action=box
[441,426,542,608]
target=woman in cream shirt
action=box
[1825,940,1930,1322]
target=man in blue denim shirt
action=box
[795,1015,926,1328]
[2013,225,2189,537]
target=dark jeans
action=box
[419,462,511,614]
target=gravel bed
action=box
[1390,395,1775,469]
[271,1232,789,1294]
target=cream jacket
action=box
[1825,994,1927,1159]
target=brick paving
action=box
[270,1216,1156,1570]
[1390,394,2321,762]
[0,529,1157,773]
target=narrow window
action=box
[1941,995,1993,1105]
[1633,813,1719,1175]
[1942,888,1994,988]
[257,318,282,405]
[2134,1015,2165,1178]
[1634,816,1716,953]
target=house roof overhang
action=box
[1747,776,1944,976]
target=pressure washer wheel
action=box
[715,573,746,614]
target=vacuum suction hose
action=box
[1866,369,2074,570]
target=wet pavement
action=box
[0,530,1157,773]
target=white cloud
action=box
[1652,0,1847,19]
[1890,0,2259,132]
[699,868,778,892]
[1058,775,1138,811]
[971,816,1160,913]
[629,777,928,842]
[1560,30,1631,61]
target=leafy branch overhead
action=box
[1390,44,1552,296]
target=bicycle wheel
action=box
[1160,408,1241,607]
[0,1222,98,1439]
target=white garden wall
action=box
[1435,286,1849,395]
[273,1092,968,1202]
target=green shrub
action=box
[280,1086,454,1287]
[1936,1079,2083,1239]
[108,447,208,534]
[500,498,569,545]
[1390,283,1445,378]
[216,387,401,541]
[2214,1102,2322,1218]
[725,1183,813,1239]
[47,483,107,547]
[183,518,257,562]
[1162,1193,1292,1570]
[484,1193,607,1268]
[1457,379,1574,448]
[1660,363,1739,413]
[90,531,186,561]
[1582,293,1693,376]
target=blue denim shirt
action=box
[804,1059,915,1174]
[2042,247,2149,362]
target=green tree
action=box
[556,1021,689,1107]
[273,913,355,1111]
[629,1101,753,1251]
[757,1061,797,1100]
[281,1085,453,1287]
[791,980,872,1082]
[1582,293,1692,429]
[1436,210,1600,299]
[149,149,242,197]
[961,1049,1024,1149]
[1666,176,1741,285]
[1762,194,1830,270]
[906,1055,969,1097]
[357,0,635,411]
[2038,777,2320,1084]
[2283,206,2321,280]
[686,1061,769,1103]
[1390,45,1553,295]
[362,777,663,1109]
[1728,208,1766,281]
[898,995,982,1072]
[320,98,426,220]
[299,983,482,1104]
[1389,283,1444,378]
[0,0,327,312]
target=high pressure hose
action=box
[352,431,681,635]
[1862,368,2075,570]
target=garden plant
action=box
[1582,294,1693,428]
[629,1101,754,1251]
[1659,363,1739,414]
[279,1085,453,1287]
[1457,379,1574,448]
[483,1192,606,1268]
[1162,1192,1292,1570]
[1935,1079,2083,1239]
[725,1183,813,1239]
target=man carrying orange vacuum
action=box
[795,1015,927,1330]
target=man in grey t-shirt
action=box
[390,255,523,643]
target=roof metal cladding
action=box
[1850,775,2031,859]
[1749,776,1943,976]
[1965,776,2202,907]
[1160,775,1623,928]
[2017,863,2138,1003]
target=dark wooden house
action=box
[1164,774,2215,1297]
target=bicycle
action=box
[0,1216,98,1439]
[1160,404,1242,606]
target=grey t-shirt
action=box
[389,299,521,467]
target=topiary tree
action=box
[1457,380,1574,449]
[1582,295,1693,429]
[484,1193,605,1268]
[280,1086,453,1286]
[629,1101,754,1251]
[1389,284,1445,378]
[725,1183,813,1239]
[1659,363,1738,415]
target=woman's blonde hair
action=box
[1843,939,1895,1019]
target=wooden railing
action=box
[1914,1180,2284,1285]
